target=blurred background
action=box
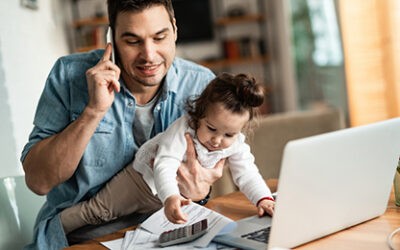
[0,0,399,177]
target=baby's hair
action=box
[186,72,264,130]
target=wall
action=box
[0,1,71,178]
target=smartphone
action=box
[106,26,116,63]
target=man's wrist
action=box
[83,106,107,121]
[194,186,212,206]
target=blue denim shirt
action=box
[20,50,215,249]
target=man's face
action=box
[114,5,177,89]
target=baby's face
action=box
[196,103,249,151]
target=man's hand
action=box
[85,43,121,116]
[176,133,225,201]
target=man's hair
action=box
[186,73,265,131]
[107,0,175,31]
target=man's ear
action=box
[172,18,178,42]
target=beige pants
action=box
[60,166,162,234]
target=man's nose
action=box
[141,41,156,61]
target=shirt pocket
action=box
[71,112,116,168]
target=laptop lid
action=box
[268,118,400,249]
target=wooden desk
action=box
[207,186,400,249]
[67,180,400,249]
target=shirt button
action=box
[128,101,134,107]
[156,105,161,110]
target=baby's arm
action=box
[164,194,191,224]
[257,197,275,217]
[228,138,275,215]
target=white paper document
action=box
[101,202,237,249]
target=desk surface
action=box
[67,180,400,249]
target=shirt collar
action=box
[162,58,180,99]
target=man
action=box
[21,1,224,249]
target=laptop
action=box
[213,117,400,250]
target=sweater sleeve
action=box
[153,116,189,203]
[228,136,272,205]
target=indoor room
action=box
[0,0,399,249]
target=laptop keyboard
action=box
[241,226,271,243]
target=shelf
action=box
[72,14,264,29]
[75,45,104,53]
[73,16,108,28]
[198,55,269,69]
[215,14,264,26]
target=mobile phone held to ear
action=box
[106,27,116,63]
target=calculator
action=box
[158,219,208,247]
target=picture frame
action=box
[21,0,38,10]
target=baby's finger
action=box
[174,209,188,223]
[266,205,274,216]
[257,206,265,217]
[181,198,191,206]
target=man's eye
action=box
[126,40,140,45]
[225,134,234,138]
[154,35,166,41]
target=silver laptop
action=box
[213,118,400,250]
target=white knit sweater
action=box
[132,115,272,205]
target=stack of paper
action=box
[101,203,237,249]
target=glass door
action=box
[290,0,348,122]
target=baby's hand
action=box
[164,194,191,224]
[257,199,275,217]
